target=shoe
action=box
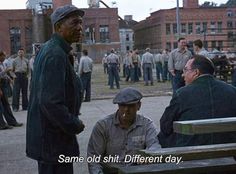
[9,122,23,127]
[0,124,13,130]
[78,113,82,115]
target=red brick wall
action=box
[0,9,32,55]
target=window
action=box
[173,42,178,49]
[195,22,201,34]
[203,41,208,49]
[228,31,233,39]
[227,11,233,17]
[84,26,95,44]
[218,41,223,50]
[10,27,21,54]
[202,22,207,33]
[227,21,233,29]
[210,22,216,34]
[217,22,222,33]
[126,34,130,41]
[173,23,177,34]
[188,23,193,34]
[99,25,109,43]
[126,46,130,51]
[166,42,171,50]
[166,24,171,35]
[181,23,186,34]
[211,41,216,49]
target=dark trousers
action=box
[132,63,139,82]
[38,161,73,174]
[156,62,163,81]
[108,64,120,89]
[81,72,91,101]
[0,81,17,127]
[125,66,131,81]
[172,70,185,93]
[143,63,153,85]
[163,61,168,81]
[12,72,28,110]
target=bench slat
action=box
[139,143,236,161]
[173,117,236,135]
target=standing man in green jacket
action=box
[26,5,85,174]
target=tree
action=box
[201,1,218,7]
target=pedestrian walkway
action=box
[0,96,171,174]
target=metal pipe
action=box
[176,0,180,38]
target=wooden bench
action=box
[114,117,236,174]
[173,117,236,135]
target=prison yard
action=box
[90,63,173,99]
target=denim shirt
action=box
[26,33,84,162]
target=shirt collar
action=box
[113,110,143,127]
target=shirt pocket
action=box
[131,135,145,149]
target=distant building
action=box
[134,0,236,52]
[26,0,53,13]
[119,15,138,56]
[0,0,120,62]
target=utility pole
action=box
[176,0,180,38]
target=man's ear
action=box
[196,69,201,76]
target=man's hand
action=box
[170,70,175,76]
[76,119,85,134]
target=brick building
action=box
[134,0,236,52]
[0,0,120,61]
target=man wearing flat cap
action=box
[87,87,160,173]
[26,5,85,174]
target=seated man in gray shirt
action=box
[87,87,160,174]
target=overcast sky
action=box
[0,0,228,21]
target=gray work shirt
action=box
[154,53,164,64]
[107,53,119,64]
[87,112,160,174]
[196,48,209,58]
[79,56,93,74]
[168,48,192,71]
[162,53,169,62]
[141,52,154,65]
[13,57,29,73]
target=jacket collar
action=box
[192,74,214,84]
[52,33,72,54]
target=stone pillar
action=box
[183,0,199,8]
[53,0,72,10]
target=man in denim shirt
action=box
[26,5,85,174]
[87,87,160,174]
[158,55,236,147]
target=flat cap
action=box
[113,87,143,105]
[51,5,85,26]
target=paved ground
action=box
[0,96,171,174]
